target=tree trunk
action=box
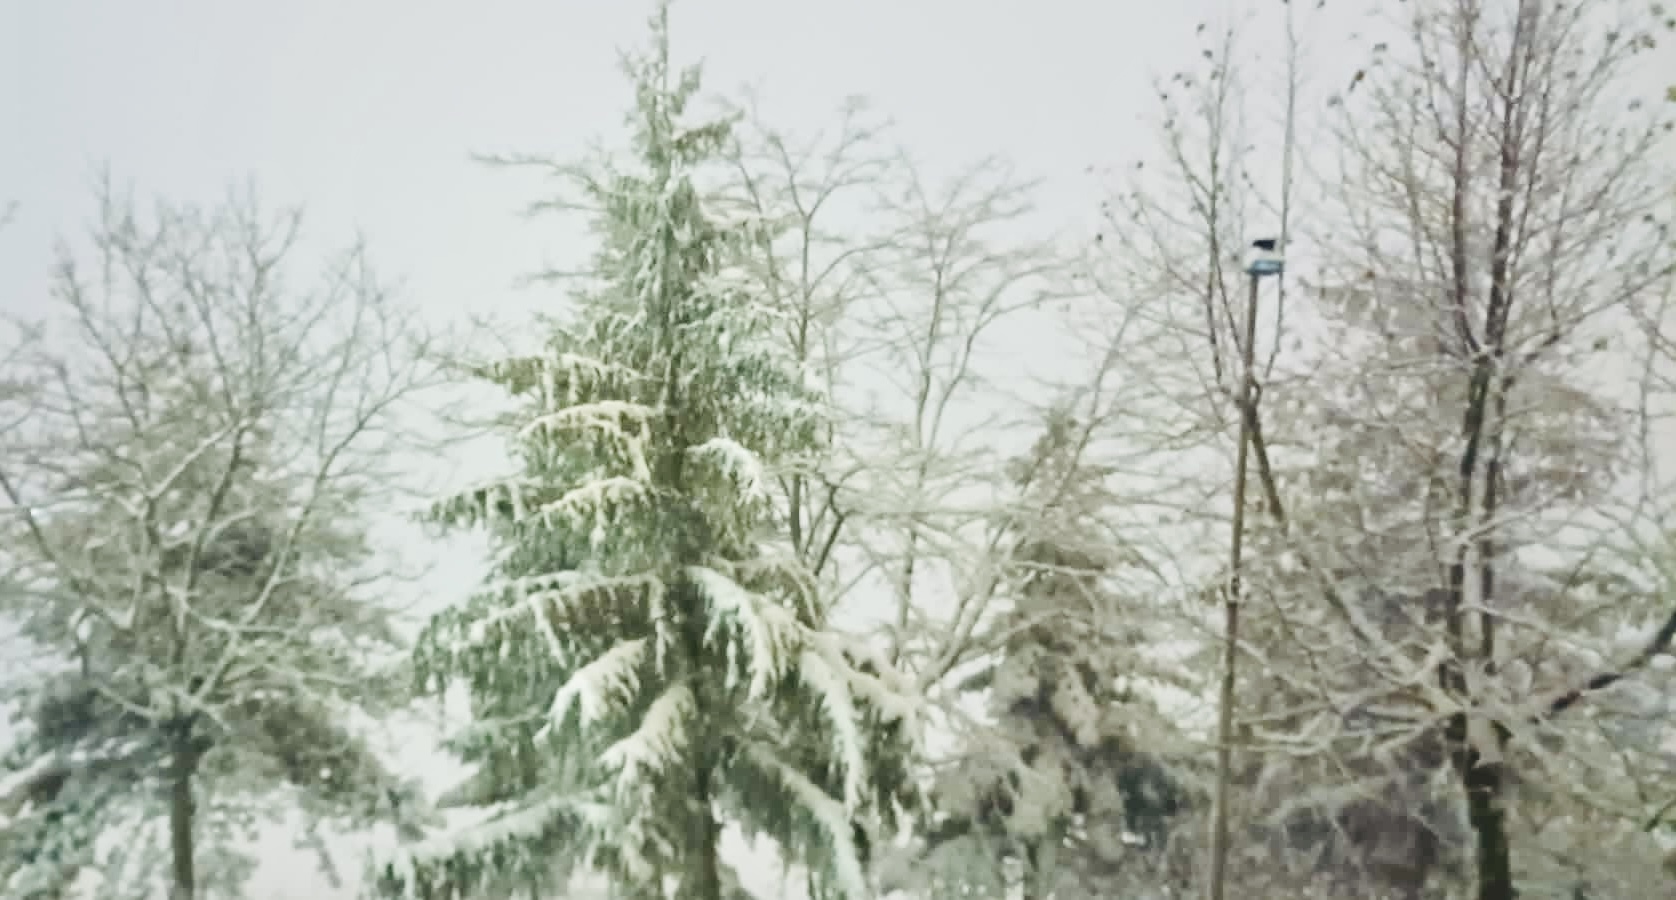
[1024,824,1062,900]
[1446,364,1516,900]
[675,575,722,900]
[687,745,723,900]
[1451,723,1512,900]
[1020,839,1041,900]
[168,720,202,900]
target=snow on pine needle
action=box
[688,435,769,505]
[687,563,802,698]
[597,681,695,787]
[743,743,872,900]
[545,637,651,734]
[796,647,870,811]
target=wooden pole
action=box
[1208,268,1261,900]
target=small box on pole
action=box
[1245,238,1284,277]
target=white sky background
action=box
[2,1,1671,898]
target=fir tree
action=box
[378,5,918,898]
[910,408,1192,900]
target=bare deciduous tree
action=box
[1299,2,1675,897]
[1102,1,1675,898]
[720,95,1086,693]
[0,182,439,900]
[717,93,1195,896]
[718,92,897,592]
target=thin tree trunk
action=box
[1024,824,1061,900]
[1464,752,1512,900]
[1441,3,1528,893]
[689,753,723,900]
[675,571,723,900]
[1444,355,1514,900]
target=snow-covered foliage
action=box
[0,187,431,898]
[898,408,1198,899]
[376,6,920,898]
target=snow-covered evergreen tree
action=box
[378,6,918,898]
[906,408,1194,899]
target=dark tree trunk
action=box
[675,574,723,900]
[1442,0,1526,880]
[1465,761,1512,900]
[687,750,723,900]
[1447,711,1513,900]
[168,720,204,900]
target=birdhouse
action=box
[1245,238,1284,277]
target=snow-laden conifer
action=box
[377,5,918,898]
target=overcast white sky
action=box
[10,1,1667,898]
[0,0,1246,326]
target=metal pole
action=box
[1208,269,1261,900]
